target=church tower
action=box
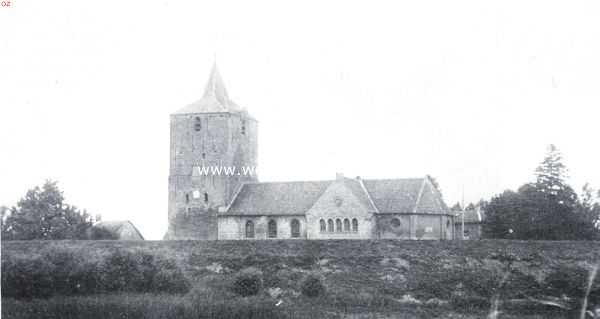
[165,64,258,240]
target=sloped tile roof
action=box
[362,178,424,213]
[223,177,450,216]
[92,220,145,240]
[455,209,485,223]
[344,177,378,212]
[224,181,331,216]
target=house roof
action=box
[92,220,145,240]
[174,63,246,115]
[224,181,331,216]
[223,176,450,216]
[455,209,485,223]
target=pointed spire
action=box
[173,62,248,115]
[203,62,229,105]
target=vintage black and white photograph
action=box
[1,0,600,318]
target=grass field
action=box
[2,240,600,318]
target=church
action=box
[164,64,455,240]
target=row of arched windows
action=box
[245,219,301,239]
[319,218,358,233]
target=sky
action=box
[1,0,599,239]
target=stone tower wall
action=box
[166,112,257,239]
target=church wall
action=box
[376,214,412,239]
[218,215,306,240]
[414,214,443,240]
[306,180,374,239]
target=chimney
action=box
[356,176,361,180]
[336,172,344,181]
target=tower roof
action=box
[174,63,246,114]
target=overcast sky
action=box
[1,0,599,239]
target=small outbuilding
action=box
[455,208,485,240]
[88,220,144,240]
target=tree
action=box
[533,144,578,206]
[483,145,599,240]
[1,181,93,240]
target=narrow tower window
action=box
[194,117,202,131]
[204,192,209,203]
[241,120,246,135]
[185,193,190,204]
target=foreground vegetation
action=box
[2,240,600,318]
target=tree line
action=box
[453,145,600,240]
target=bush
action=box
[1,256,55,299]
[231,267,263,296]
[42,248,86,295]
[1,248,191,298]
[99,250,145,292]
[152,259,192,294]
[300,273,326,297]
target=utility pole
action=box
[461,185,465,240]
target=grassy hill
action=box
[2,240,600,318]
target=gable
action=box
[306,178,376,218]
[414,180,448,214]
[362,178,449,215]
[362,178,423,213]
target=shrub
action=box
[231,267,263,296]
[152,259,191,294]
[42,248,84,295]
[1,248,191,298]
[99,250,145,292]
[1,256,55,299]
[300,273,326,297]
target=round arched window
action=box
[291,219,300,238]
[391,218,401,228]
